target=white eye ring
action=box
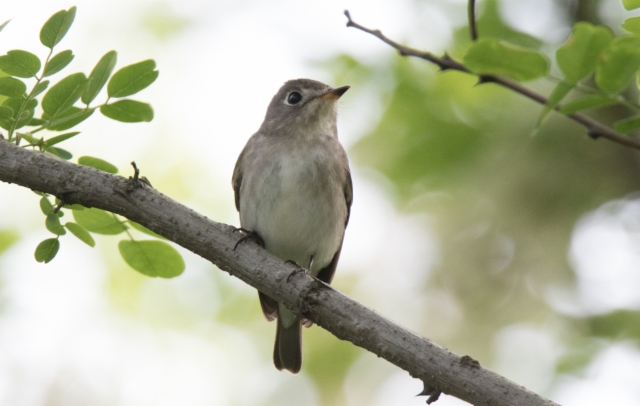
[286,91,302,105]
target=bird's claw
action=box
[233,228,265,250]
[285,260,310,282]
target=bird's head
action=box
[261,78,349,135]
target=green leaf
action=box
[20,132,37,145]
[40,196,54,215]
[1,97,37,129]
[27,117,46,126]
[45,146,72,160]
[0,105,13,119]
[46,106,93,131]
[34,238,60,263]
[100,100,153,123]
[463,38,549,82]
[65,222,95,247]
[82,50,117,104]
[556,23,613,83]
[32,80,50,97]
[0,230,19,255]
[586,310,640,339]
[40,7,76,49]
[78,156,118,174]
[107,59,158,98]
[537,81,574,126]
[596,36,640,93]
[622,17,640,35]
[45,213,66,235]
[623,0,640,10]
[0,76,26,97]
[129,221,166,240]
[73,208,126,235]
[614,116,640,133]
[43,50,74,77]
[42,72,88,119]
[118,240,185,278]
[44,131,79,146]
[0,50,41,78]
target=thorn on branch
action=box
[131,161,140,182]
[53,199,65,214]
[427,392,442,404]
[476,75,496,85]
[460,355,480,368]
[344,10,353,26]
[127,161,153,192]
[417,381,442,404]
[587,129,601,140]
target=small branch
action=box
[468,0,478,41]
[343,10,640,151]
[130,161,140,182]
[52,198,65,214]
[0,140,559,406]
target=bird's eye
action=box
[287,92,302,105]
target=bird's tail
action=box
[273,306,302,373]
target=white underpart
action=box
[239,101,348,328]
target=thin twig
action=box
[53,199,65,214]
[343,10,640,151]
[468,0,478,41]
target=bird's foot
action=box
[285,260,310,282]
[233,228,264,250]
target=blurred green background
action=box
[1,1,640,405]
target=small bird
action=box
[232,79,352,373]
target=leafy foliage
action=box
[556,23,612,83]
[100,100,154,122]
[0,76,26,97]
[0,50,41,78]
[107,60,158,98]
[326,0,640,390]
[463,38,549,81]
[77,156,118,173]
[0,7,183,279]
[43,50,74,77]
[34,238,59,263]
[118,240,185,278]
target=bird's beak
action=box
[320,85,350,101]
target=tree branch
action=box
[468,0,478,41]
[0,140,559,406]
[0,139,554,406]
[343,10,640,151]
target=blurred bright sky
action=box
[1,1,640,405]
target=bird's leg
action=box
[286,255,313,282]
[233,228,265,250]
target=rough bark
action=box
[0,140,558,406]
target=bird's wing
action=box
[317,168,353,285]
[258,291,279,321]
[344,169,353,226]
[232,148,245,212]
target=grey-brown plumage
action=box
[232,79,352,373]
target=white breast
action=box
[239,137,347,275]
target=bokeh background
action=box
[1,0,640,405]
